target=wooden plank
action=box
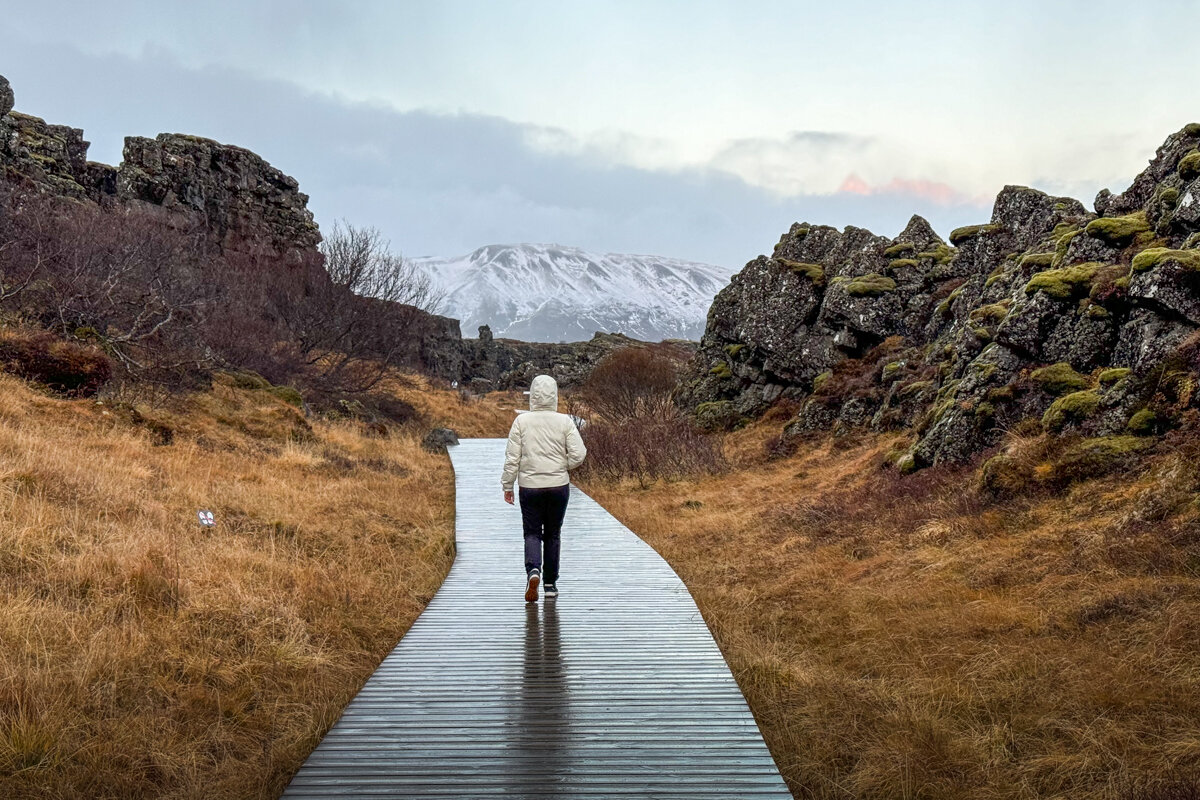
[283,438,791,799]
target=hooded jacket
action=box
[501,375,587,490]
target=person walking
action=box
[502,375,587,603]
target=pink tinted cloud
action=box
[837,173,986,206]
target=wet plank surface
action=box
[283,438,791,798]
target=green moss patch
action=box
[917,243,955,264]
[812,371,833,393]
[884,242,916,257]
[1179,150,1200,180]
[1157,186,1180,210]
[1032,362,1091,395]
[708,363,733,379]
[1085,212,1151,245]
[888,258,920,270]
[1050,436,1152,483]
[1099,367,1131,385]
[899,380,933,398]
[881,361,907,381]
[969,302,1011,324]
[1024,262,1103,300]
[778,258,826,284]
[949,223,1003,245]
[723,343,745,357]
[1130,247,1200,273]
[1126,408,1158,435]
[1042,389,1101,432]
[1019,252,1055,269]
[694,401,741,432]
[845,273,896,297]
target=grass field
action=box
[0,372,514,799]
[584,421,1200,800]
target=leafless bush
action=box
[321,220,443,312]
[269,222,444,395]
[580,345,684,422]
[577,415,727,488]
[0,188,441,399]
[1,186,215,384]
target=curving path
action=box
[283,438,791,799]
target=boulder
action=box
[421,427,460,454]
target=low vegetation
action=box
[0,370,514,798]
[582,413,1200,799]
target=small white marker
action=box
[197,510,215,528]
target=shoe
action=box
[525,569,540,603]
[544,583,558,599]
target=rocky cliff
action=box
[679,123,1200,469]
[0,74,704,392]
[0,76,318,262]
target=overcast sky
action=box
[2,1,1198,267]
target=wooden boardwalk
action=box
[283,438,791,799]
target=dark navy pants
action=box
[519,484,570,583]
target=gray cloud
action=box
[2,38,993,268]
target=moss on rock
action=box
[1085,212,1151,245]
[708,362,733,379]
[1032,362,1091,394]
[917,243,955,264]
[723,343,745,357]
[1024,262,1102,300]
[1049,435,1152,484]
[694,400,742,432]
[845,273,896,297]
[1130,247,1200,273]
[1042,389,1101,432]
[949,223,1004,245]
[1019,252,1055,269]
[889,258,920,270]
[1179,150,1200,180]
[883,242,916,257]
[1126,408,1158,435]
[1099,367,1131,385]
[970,302,1010,324]
[778,258,826,284]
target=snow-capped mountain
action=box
[412,244,734,343]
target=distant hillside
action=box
[413,243,733,343]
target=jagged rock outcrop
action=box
[119,134,320,259]
[0,75,317,262]
[680,123,1200,469]
[0,73,468,380]
[463,328,690,391]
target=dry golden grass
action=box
[584,423,1200,799]
[381,373,523,438]
[0,372,512,799]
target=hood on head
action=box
[529,374,558,412]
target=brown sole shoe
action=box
[525,572,540,603]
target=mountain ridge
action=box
[413,242,733,343]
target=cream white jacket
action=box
[501,375,587,490]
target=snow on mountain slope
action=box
[412,244,734,343]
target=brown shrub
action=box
[0,328,113,396]
[577,414,727,488]
[580,344,686,422]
